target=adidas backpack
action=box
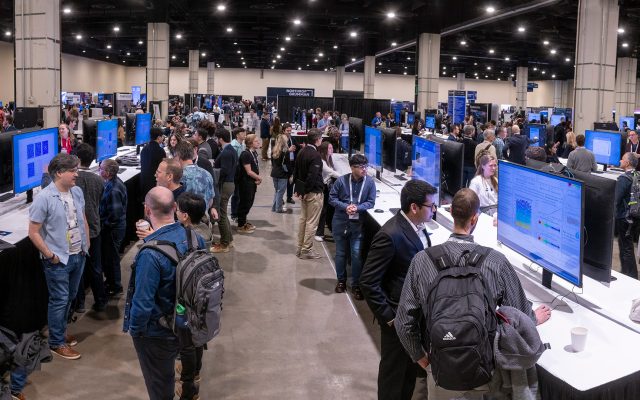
[141,227,225,347]
[423,244,497,391]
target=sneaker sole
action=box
[211,248,230,253]
[51,350,81,360]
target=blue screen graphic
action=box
[550,114,564,126]
[620,117,635,131]
[364,126,382,173]
[13,128,58,194]
[135,113,152,145]
[412,136,441,205]
[497,161,583,286]
[425,115,436,129]
[584,130,621,166]
[527,113,540,123]
[407,112,415,126]
[527,124,545,146]
[97,119,118,162]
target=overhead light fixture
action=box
[237,50,241,54]
[489,49,495,54]
[201,52,206,57]
[510,74,515,77]
[76,34,82,40]
[314,58,318,62]
[485,75,488,78]
[106,56,109,59]
[293,19,301,25]
[242,62,246,65]
[4,31,10,36]
[533,67,538,71]
[543,40,549,45]
[565,57,571,62]
[474,72,478,76]
[378,62,382,65]
[460,40,467,45]
[443,66,447,69]
[272,59,276,63]
[106,44,111,49]
[391,42,397,46]
[618,28,625,34]
[387,12,396,18]
[176,34,182,39]
[333,45,338,49]
[407,57,411,60]
[387,69,391,72]
[319,52,324,57]
[403,72,407,75]
[486,6,495,13]
[350,31,358,37]
[552,74,556,78]
[298,67,302,70]
[126,52,131,56]
[541,71,546,74]
[226,27,233,32]
[351,58,356,62]
[476,77,479,79]
[325,68,329,72]
[550,49,557,54]
[474,62,477,66]
[217,4,226,11]
[378,71,382,74]
[452,56,457,60]
[487,66,492,70]
[113,26,120,32]
[505,57,510,61]
[138,40,143,45]
[622,42,629,48]
[271,66,275,69]
[63,7,71,14]
[498,78,501,80]
[404,66,407,69]
[276,55,281,59]
[171,55,176,59]
[280,47,285,51]
[285,36,291,41]
[122,60,125,63]
[518,26,525,32]
[241,57,244,60]
[182,60,185,64]
[233,42,237,45]
[353,69,356,72]
[443,71,447,75]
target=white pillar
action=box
[553,80,563,108]
[636,78,640,112]
[516,66,528,110]
[188,50,199,94]
[573,0,619,136]
[146,22,170,119]
[417,32,441,114]
[207,62,215,94]
[14,0,61,128]
[615,57,637,118]
[363,56,375,99]
[335,66,345,91]
[457,73,465,91]
[565,79,575,109]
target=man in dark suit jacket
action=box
[360,180,439,400]
[502,125,534,165]
[139,127,166,201]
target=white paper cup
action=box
[136,220,150,231]
[571,327,588,352]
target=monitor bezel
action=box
[12,128,59,194]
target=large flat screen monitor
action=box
[364,126,382,173]
[12,128,58,194]
[526,124,546,147]
[527,113,541,123]
[497,161,584,287]
[427,135,464,197]
[97,119,118,162]
[381,128,397,172]
[407,112,415,126]
[412,136,441,205]
[584,130,622,167]
[135,113,152,145]
[550,114,564,126]
[425,114,436,130]
[620,116,635,131]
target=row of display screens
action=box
[364,125,587,288]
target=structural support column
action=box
[335,66,345,91]
[15,0,61,128]
[515,66,528,111]
[363,56,375,99]
[207,62,215,94]
[564,79,575,109]
[615,57,637,118]
[146,22,169,119]
[457,73,465,91]
[553,80,563,108]
[573,0,619,136]
[416,32,441,114]
[188,50,199,94]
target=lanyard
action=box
[632,143,638,153]
[58,192,78,229]
[348,174,366,204]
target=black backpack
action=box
[424,244,497,391]
[624,171,640,219]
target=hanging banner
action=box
[132,86,141,105]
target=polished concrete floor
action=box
[20,158,382,399]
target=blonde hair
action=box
[271,134,289,160]
[475,155,498,192]
[244,134,258,148]
[565,130,577,148]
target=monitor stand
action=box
[0,192,13,202]
[26,189,33,204]
[542,269,553,289]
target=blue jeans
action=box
[341,135,349,153]
[332,222,363,286]
[101,226,125,291]
[272,178,288,212]
[10,367,27,394]
[42,253,85,347]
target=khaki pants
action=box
[218,182,235,245]
[426,366,488,400]
[297,192,324,252]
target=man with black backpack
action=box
[395,189,551,399]
[615,152,639,279]
[123,187,206,400]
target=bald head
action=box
[145,186,176,218]
[512,125,521,135]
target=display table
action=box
[0,148,142,335]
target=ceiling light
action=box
[293,19,301,25]
[387,12,396,18]
[403,72,407,75]
[350,31,357,37]
[106,44,111,49]
[237,50,241,54]
[76,34,82,40]
[182,61,185,64]
[285,36,291,41]
[391,42,397,46]
[452,56,457,60]
[533,67,538,71]
[543,40,549,45]
[378,71,382,74]
[233,42,237,45]
[241,57,244,60]
[486,6,495,13]
[176,34,182,39]
[541,71,546,74]
[226,27,233,32]
[474,62,478,66]
[378,62,382,65]
[489,49,495,54]
[460,40,467,45]
[618,28,625,34]
[242,62,246,65]
[276,55,281,59]
[510,74,515,77]
[138,40,143,45]
[298,67,301,70]
[4,31,10,36]
[217,64,220,67]
[550,49,557,54]
[122,60,125,63]
[325,68,329,72]
[63,7,71,14]
[565,57,571,62]
[319,52,324,57]
[113,26,120,32]
[201,52,206,57]
[552,74,556,78]
[387,69,391,72]
[407,57,411,60]
[106,56,109,59]
[487,66,492,70]
[622,42,629,48]
[443,66,447,69]
[518,26,525,32]
[217,4,226,11]
[307,64,309,66]
[271,66,275,69]
[171,55,176,59]
[505,57,510,61]
[126,52,131,56]
[485,75,489,78]
[272,59,276,63]
[476,77,479,79]
[82,50,85,53]
[404,66,407,69]
[474,72,478,76]
[280,47,285,51]
[443,71,447,75]
[351,58,356,62]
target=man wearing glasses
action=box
[625,131,640,171]
[360,180,438,400]
[328,154,377,300]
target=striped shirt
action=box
[395,233,535,362]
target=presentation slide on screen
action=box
[585,130,621,166]
[528,113,540,122]
[365,127,382,171]
[550,114,564,126]
[97,119,118,162]
[425,115,436,129]
[136,113,152,145]
[13,128,58,193]
[528,125,543,143]
[412,137,441,205]
[497,162,582,285]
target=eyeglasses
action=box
[419,202,438,211]
[351,164,368,170]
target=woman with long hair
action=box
[165,132,183,158]
[315,141,340,242]
[270,134,293,213]
[468,155,498,214]
[269,116,282,158]
[58,123,77,154]
[561,129,577,158]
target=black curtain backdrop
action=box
[276,96,333,123]
[335,98,391,126]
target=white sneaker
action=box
[314,235,324,242]
[282,206,288,212]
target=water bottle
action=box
[175,303,191,344]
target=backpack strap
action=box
[465,245,492,268]
[139,240,181,265]
[424,244,454,271]
[184,227,198,253]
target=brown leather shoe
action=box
[65,334,78,347]
[51,344,81,360]
[11,393,26,400]
[335,281,347,293]
[352,286,364,301]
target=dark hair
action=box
[451,188,480,228]
[36,118,44,128]
[217,129,231,143]
[175,140,194,161]
[349,153,368,166]
[5,115,13,124]
[177,192,206,224]
[400,180,438,213]
[525,146,546,162]
[282,122,292,131]
[100,159,119,178]
[232,127,246,139]
[48,153,79,180]
[75,143,95,167]
[194,127,208,141]
[150,126,164,141]
[576,134,585,147]
[307,128,322,143]
[317,141,334,168]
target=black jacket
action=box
[270,148,292,179]
[616,171,633,219]
[214,143,238,184]
[139,140,166,200]
[503,134,530,165]
[360,213,429,324]
[293,144,323,194]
